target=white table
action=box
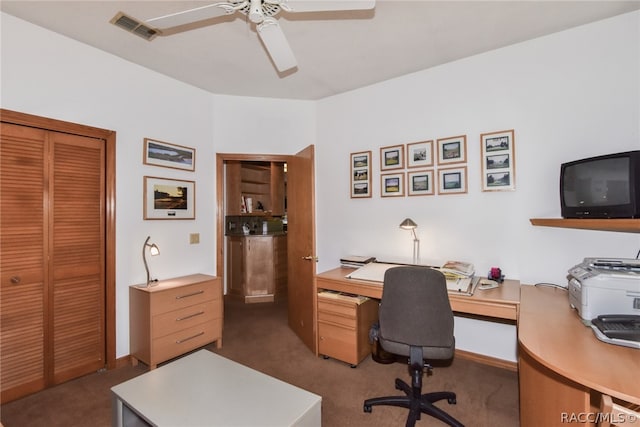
[111,350,322,426]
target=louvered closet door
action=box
[0,123,48,402]
[0,123,106,402]
[49,131,105,384]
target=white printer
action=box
[567,258,640,323]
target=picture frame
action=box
[438,166,467,195]
[436,135,467,165]
[407,169,435,196]
[407,140,434,168]
[480,129,515,191]
[381,172,405,197]
[380,144,405,171]
[144,138,195,172]
[350,150,372,198]
[144,176,195,219]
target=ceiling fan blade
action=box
[275,0,375,13]
[145,2,243,29]
[257,18,297,72]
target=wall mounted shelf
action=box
[529,218,640,233]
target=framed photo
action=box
[350,151,372,198]
[144,176,195,219]
[407,169,435,196]
[407,140,434,168]
[438,166,467,195]
[437,135,467,165]
[380,144,404,171]
[144,138,195,172]
[381,172,405,197]
[481,129,515,191]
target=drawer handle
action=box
[176,331,204,344]
[176,311,205,321]
[175,290,204,299]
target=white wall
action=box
[315,11,639,361]
[1,13,314,358]
[2,10,639,363]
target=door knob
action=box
[10,276,21,284]
[301,256,318,262]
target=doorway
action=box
[215,147,316,353]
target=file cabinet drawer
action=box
[316,293,378,367]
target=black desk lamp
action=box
[142,236,160,287]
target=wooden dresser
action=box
[129,274,223,369]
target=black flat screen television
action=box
[560,150,640,219]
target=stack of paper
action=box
[340,255,376,269]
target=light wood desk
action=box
[518,285,640,426]
[316,267,521,320]
[315,267,521,368]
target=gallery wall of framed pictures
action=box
[349,129,515,199]
[143,138,197,219]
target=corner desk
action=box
[315,267,521,367]
[518,285,640,426]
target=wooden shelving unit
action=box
[529,218,640,233]
[225,161,285,216]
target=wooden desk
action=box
[315,267,521,368]
[316,267,521,320]
[518,285,640,426]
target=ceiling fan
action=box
[111,0,375,73]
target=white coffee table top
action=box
[111,350,322,426]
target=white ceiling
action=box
[2,1,639,100]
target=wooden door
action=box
[49,131,105,384]
[286,145,317,353]
[0,122,106,402]
[0,123,48,402]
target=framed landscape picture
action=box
[381,172,405,197]
[437,166,467,195]
[407,140,434,168]
[407,170,435,196]
[144,176,195,219]
[437,135,467,165]
[380,144,404,171]
[480,129,515,191]
[144,138,195,172]
[350,151,372,198]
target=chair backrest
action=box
[379,266,454,351]
[599,394,640,427]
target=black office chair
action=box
[363,266,464,427]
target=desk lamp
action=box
[142,236,160,287]
[399,218,419,264]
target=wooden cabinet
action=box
[225,161,285,216]
[227,235,287,303]
[317,292,379,367]
[129,274,222,369]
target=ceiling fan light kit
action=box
[111,0,375,73]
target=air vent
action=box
[110,12,159,41]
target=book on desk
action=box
[344,261,479,296]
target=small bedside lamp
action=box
[142,236,160,287]
[399,218,419,264]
